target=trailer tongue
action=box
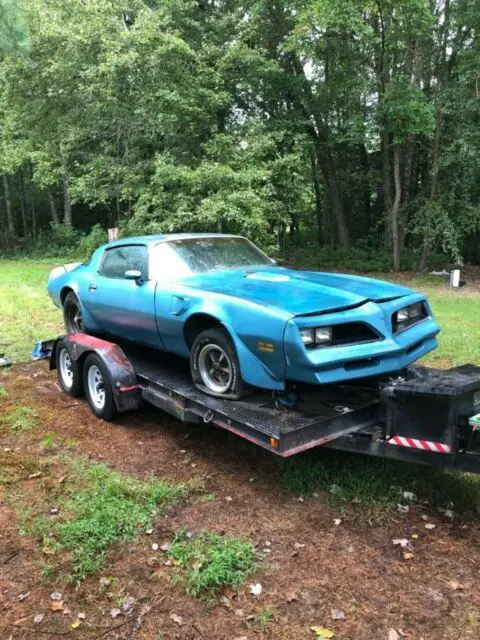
[34,334,480,473]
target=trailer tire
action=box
[83,353,118,421]
[190,328,249,399]
[56,340,83,397]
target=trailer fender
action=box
[51,334,141,413]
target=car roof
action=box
[104,233,242,249]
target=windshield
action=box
[151,236,273,280]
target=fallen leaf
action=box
[58,475,67,483]
[122,595,135,612]
[42,547,56,556]
[392,538,410,549]
[33,614,44,624]
[170,613,183,626]
[50,507,59,515]
[18,592,30,601]
[310,626,335,638]
[110,608,122,619]
[151,543,159,551]
[160,542,171,552]
[50,601,64,612]
[235,608,244,617]
[331,608,346,620]
[397,504,409,514]
[333,518,342,526]
[225,496,233,502]
[330,484,341,494]
[28,472,42,479]
[403,552,414,560]
[250,583,262,596]
[425,523,436,530]
[99,577,110,587]
[286,592,298,603]
[403,491,416,502]
[220,595,231,608]
[77,612,86,620]
[444,509,454,519]
[412,533,419,539]
[233,637,248,640]
[448,580,465,590]
[294,542,306,549]
[71,620,81,629]
[50,591,63,601]
[297,496,305,502]
[388,629,401,640]
[145,529,153,535]
[421,514,429,521]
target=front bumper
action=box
[284,296,440,385]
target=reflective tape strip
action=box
[387,435,452,454]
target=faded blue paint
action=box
[47,234,440,391]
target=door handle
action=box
[88,282,97,292]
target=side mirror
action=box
[125,269,143,284]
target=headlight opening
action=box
[393,302,428,333]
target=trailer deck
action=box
[35,334,480,472]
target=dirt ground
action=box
[1,362,480,640]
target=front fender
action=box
[222,322,285,391]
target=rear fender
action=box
[52,334,141,413]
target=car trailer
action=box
[33,333,480,473]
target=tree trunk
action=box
[19,169,28,238]
[311,154,323,245]
[315,144,350,249]
[3,175,14,236]
[391,146,402,271]
[60,149,72,225]
[30,165,36,241]
[48,189,60,224]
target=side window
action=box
[99,245,148,279]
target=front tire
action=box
[63,291,84,334]
[56,339,83,397]
[83,353,118,421]
[190,328,248,399]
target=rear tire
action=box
[190,328,248,399]
[56,339,83,397]
[63,291,84,334]
[83,353,118,421]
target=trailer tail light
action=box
[387,436,452,454]
[270,437,279,449]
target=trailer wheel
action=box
[83,353,118,421]
[56,340,83,397]
[190,328,248,399]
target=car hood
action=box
[180,267,413,316]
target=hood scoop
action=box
[245,272,290,283]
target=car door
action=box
[83,244,164,348]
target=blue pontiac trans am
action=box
[47,234,440,399]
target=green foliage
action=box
[22,458,191,583]
[168,530,257,598]
[280,449,480,514]
[0,0,479,267]
[1,405,37,432]
[0,0,29,54]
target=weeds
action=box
[41,432,58,452]
[2,405,37,432]
[0,386,8,397]
[20,458,191,583]
[168,530,257,598]
[280,449,480,514]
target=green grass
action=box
[280,448,480,514]
[167,530,257,598]
[0,386,8,397]
[1,405,38,433]
[20,458,191,583]
[0,260,63,362]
